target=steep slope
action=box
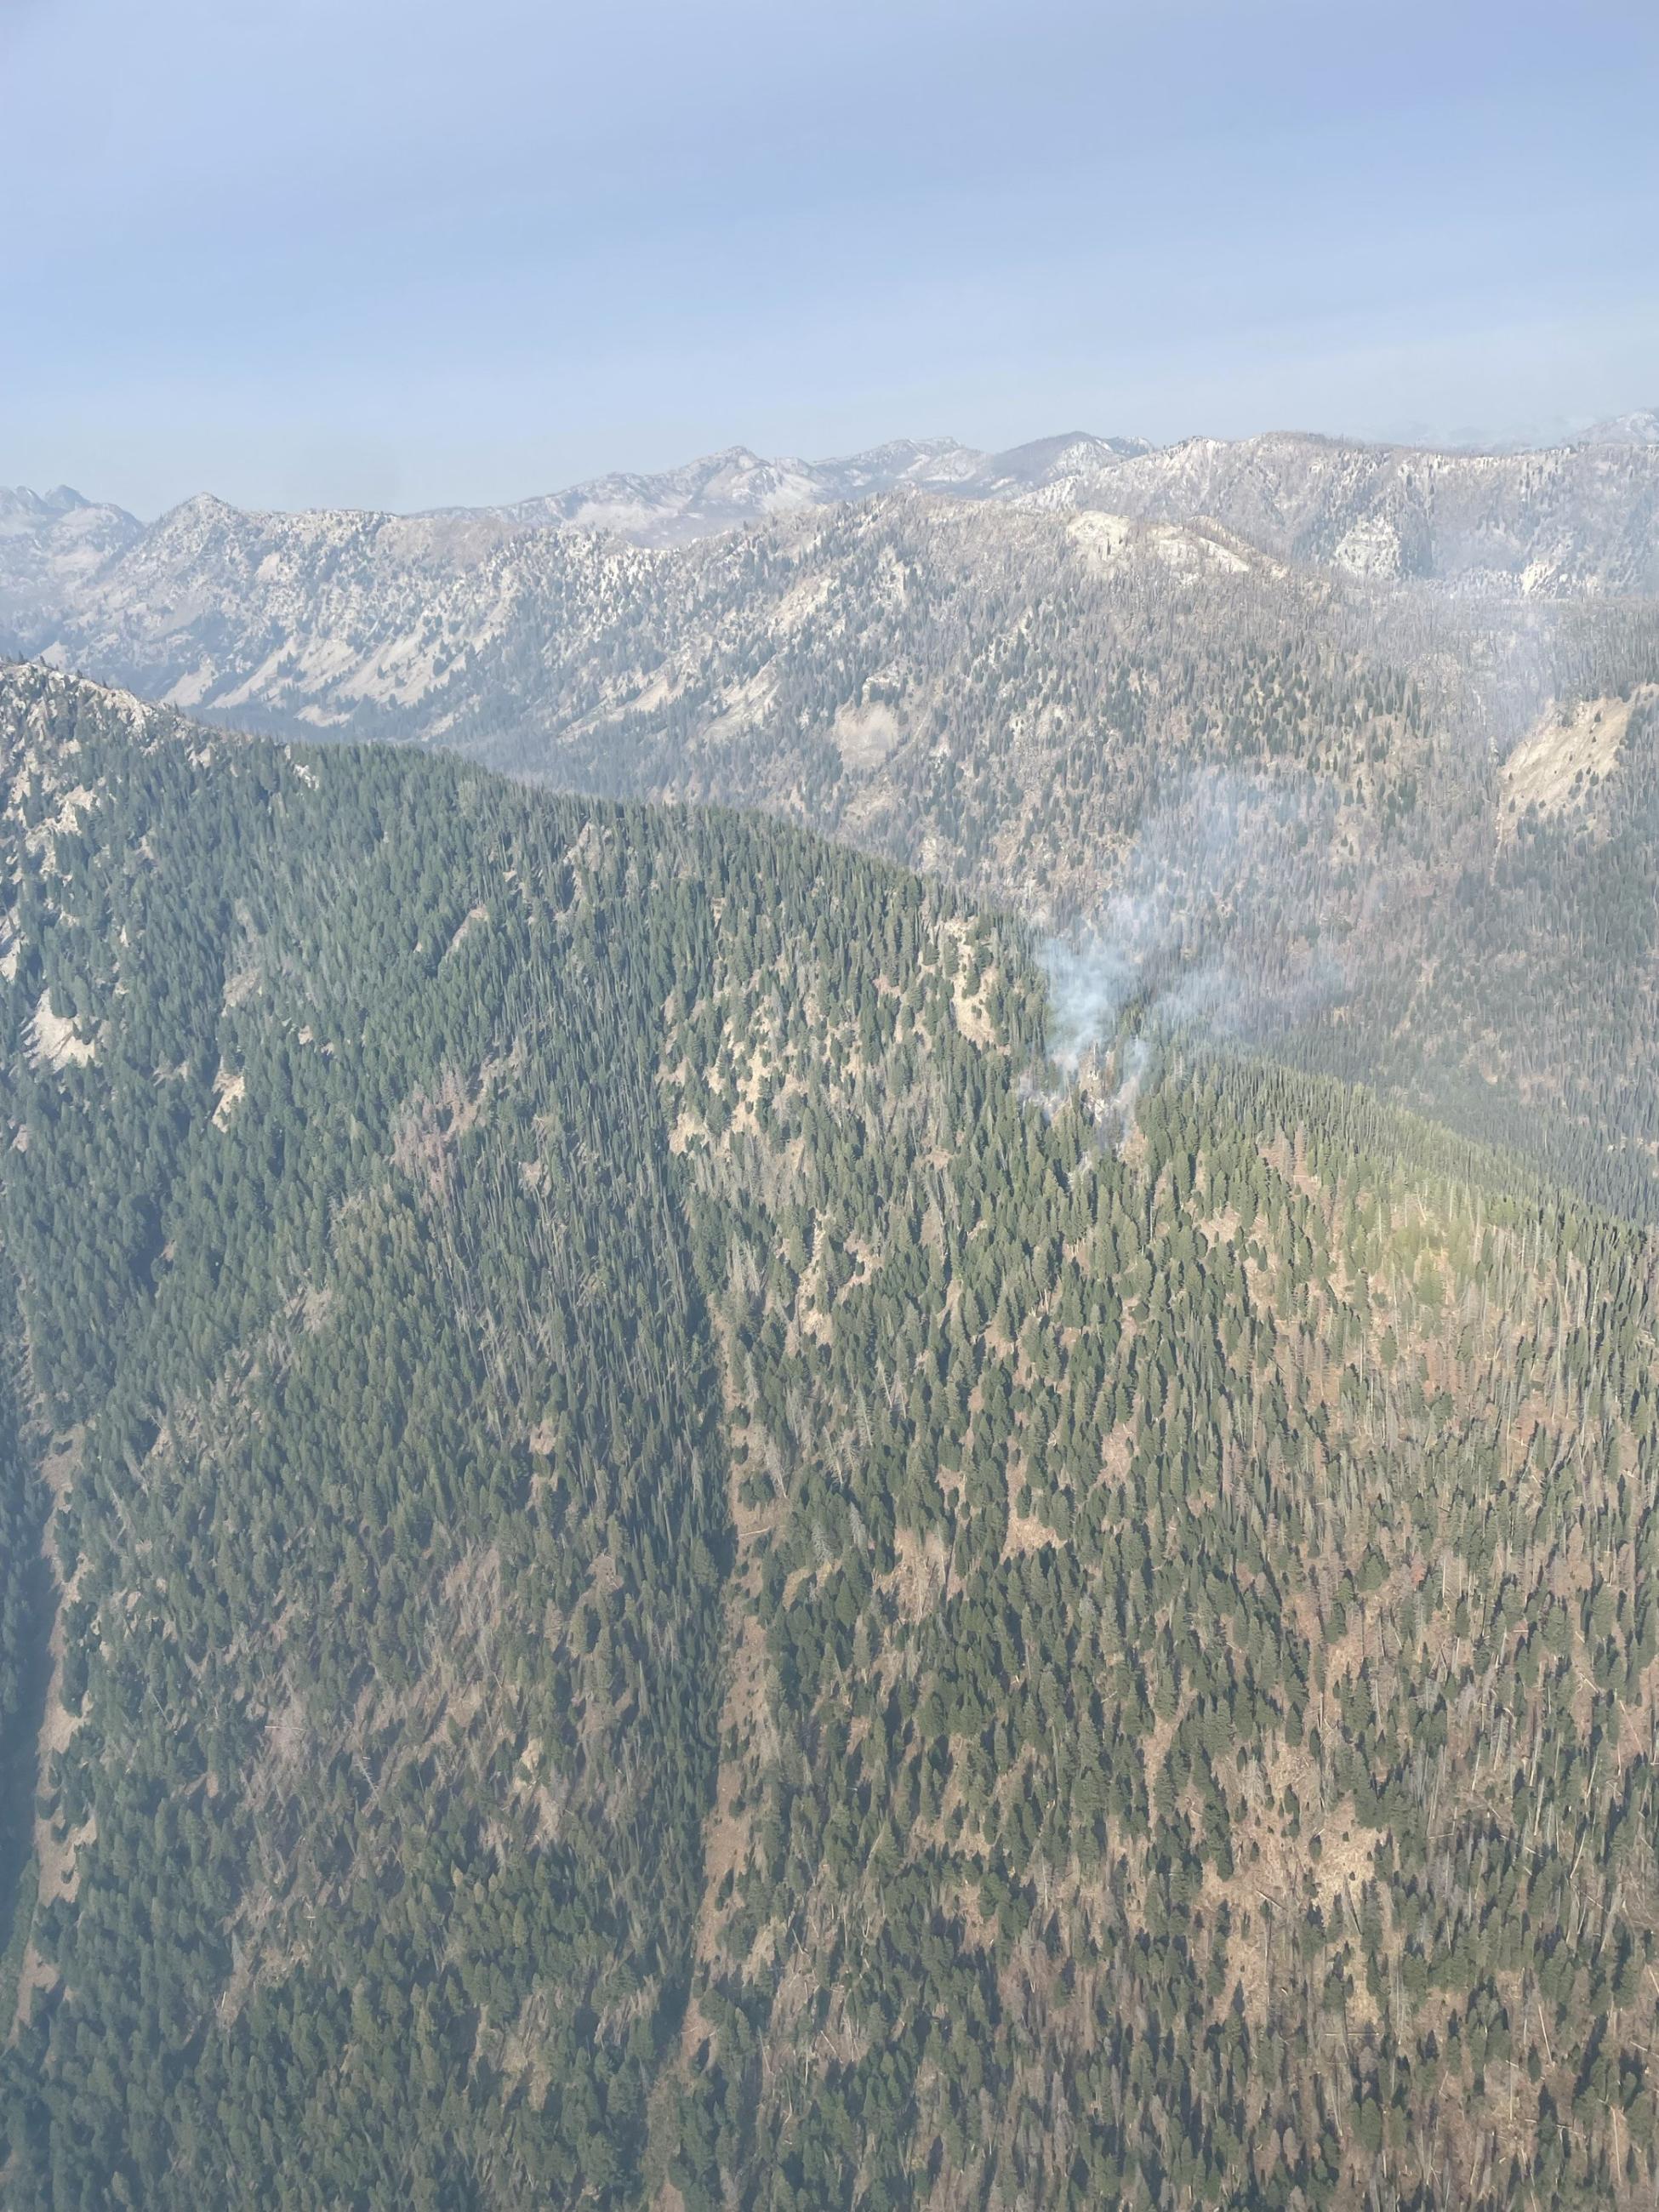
[670,1035,1659,2212]
[0,427,1154,637]
[6,421,1654,698]
[2,670,1659,2209]
[10,402,1659,1204]
[1060,431,1659,596]
[476,496,1435,923]
[1317,682,1659,1206]
[12,463,1659,1214]
[430,501,1659,1220]
[14,487,1414,818]
[0,664,1034,2207]
[17,491,672,740]
[0,489,143,633]
[0,665,746,2203]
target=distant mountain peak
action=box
[474,430,1166,547]
[160,490,239,521]
[1577,408,1659,447]
[2,485,83,522]
[37,485,94,514]
[0,486,145,625]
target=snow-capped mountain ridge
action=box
[3,417,1656,752]
[0,483,145,629]
[458,430,1158,544]
[1576,408,1659,448]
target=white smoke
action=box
[1039,764,1359,1080]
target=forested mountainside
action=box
[4,666,1659,2209]
[4,418,1659,1225]
[18,458,1657,1216]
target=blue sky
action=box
[3,0,1656,514]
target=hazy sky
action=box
[4,0,1656,515]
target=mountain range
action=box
[0,427,1158,590]
[3,422,1657,759]
[473,432,1160,544]
[6,413,1658,630]
[3,420,1658,1219]
[3,414,1659,2203]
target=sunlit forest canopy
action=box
[0,665,1656,2209]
